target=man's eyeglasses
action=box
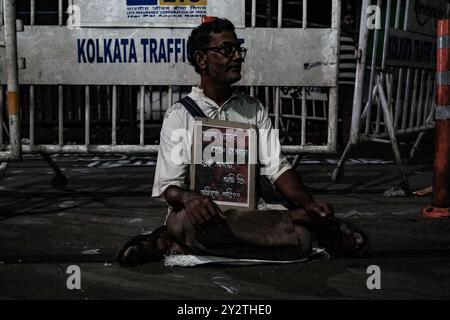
[206,43,247,60]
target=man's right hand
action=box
[184,195,224,226]
[164,185,224,227]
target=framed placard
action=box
[190,118,257,210]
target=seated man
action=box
[117,18,370,265]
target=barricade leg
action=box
[377,75,410,194]
[332,141,352,183]
[332,85,378,183]
[291,153,303,170]
[410,131,426,159]
[41,153,67,191]
[0,162,8,182]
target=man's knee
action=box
[166,209,191,243]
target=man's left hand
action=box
[304,201,334,219]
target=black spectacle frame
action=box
[206,43,247,60]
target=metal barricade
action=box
[332,0,445,193]
[0,0,341,189]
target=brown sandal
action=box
[115,225,169,266]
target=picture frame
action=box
[190,117,257,211]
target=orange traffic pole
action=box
[423,19,450,218]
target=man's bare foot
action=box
[306,217,370,257]
[339,222,369,256]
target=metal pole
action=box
[168,85,173,107]
[423,19,450,217]
[0,0,3,26]
[328,87,338,151]
[329,0,340,151]
[85,85,90,146]
[266,0,272,27]
[423,71,432,124]
[381,0,392,131]
[107,86,111,120]
[301,87,306,146]
[159,87,163,121]
[30,0,35,146]
[140,85,145,146]
[3,0,21,160]
[75,86,83,122]
[401,69,412,129]
[375,91,381,134]
[386,72,394,127]
[149,86,154,121]
[415,70,426,127]
[393,0,406,129]
[365,0,382,134]
[264,87,270,111]
[58,86,64,145]
[0,85,3,146]
[277,0,283,28]
[409,69,419,128]
[303,0,307,29]
[394,69,404,128]
[274,87,280,130]
[30,85,34,146]
[97,85,101,121]
[404,0,410,28]
[30,0,35,25]
[394,0,401,29]
[67,88,72,121]
[350,0,370,144]
[19,144,160,154]
[58,0,63,26]
[251,0,256,27]
[377,75,410,193]
[382,0,392,69]
[112,85,117,145]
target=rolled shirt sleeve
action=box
[152,103,192,198]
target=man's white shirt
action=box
[152,86,292,199]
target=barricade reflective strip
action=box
[435,106,450,120]
[436,71,450,85]
[438,35,450,49]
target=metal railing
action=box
[332,0,443,192]
[0,0,341,188]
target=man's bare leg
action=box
[165,208,313,259]
[119,206,368,265]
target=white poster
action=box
[71,0,245,28]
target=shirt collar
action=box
[191,86,240,110]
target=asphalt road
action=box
[0,144,449,300]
